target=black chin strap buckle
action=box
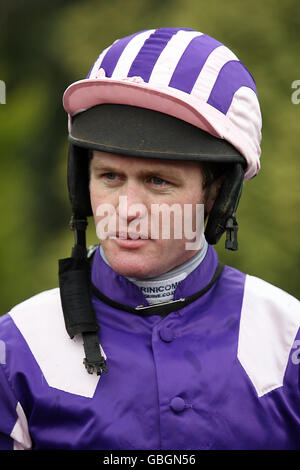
[82,332,108,376]
[225,215,238,251]
[83,357,108,376]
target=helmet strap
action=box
[224,178,243,250]
[225,215,239,250]
[205,162,244,250]
[58,215,108,376]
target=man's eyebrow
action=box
[136,168,184,180]
[90,162,119,172]
[138,168,182,179]
[90,161,184,179]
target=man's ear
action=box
[205,174,227,214]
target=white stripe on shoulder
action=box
[149,30,203,87]
[238,275,300,397]
[10,402,32,450]
[9,289,104,398]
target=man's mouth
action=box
[108,231,151,249]
[112,232,149,240]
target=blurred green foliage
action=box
[0,0,299,314]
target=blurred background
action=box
[0,0,299,315]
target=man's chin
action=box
[101,242,149,277]
[110,262,156,279]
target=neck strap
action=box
[91,262,224,318]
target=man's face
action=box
[89,151,214,279]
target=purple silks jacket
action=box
[0,245,299,450]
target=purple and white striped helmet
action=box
[63,27,262,181]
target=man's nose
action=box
[116,182,148,222]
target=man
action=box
[0,27,299,450]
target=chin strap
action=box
[58,215,108,376]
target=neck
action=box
[99,239,208,305]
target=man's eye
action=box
[150,176,169,186]
[103,173,117,180]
